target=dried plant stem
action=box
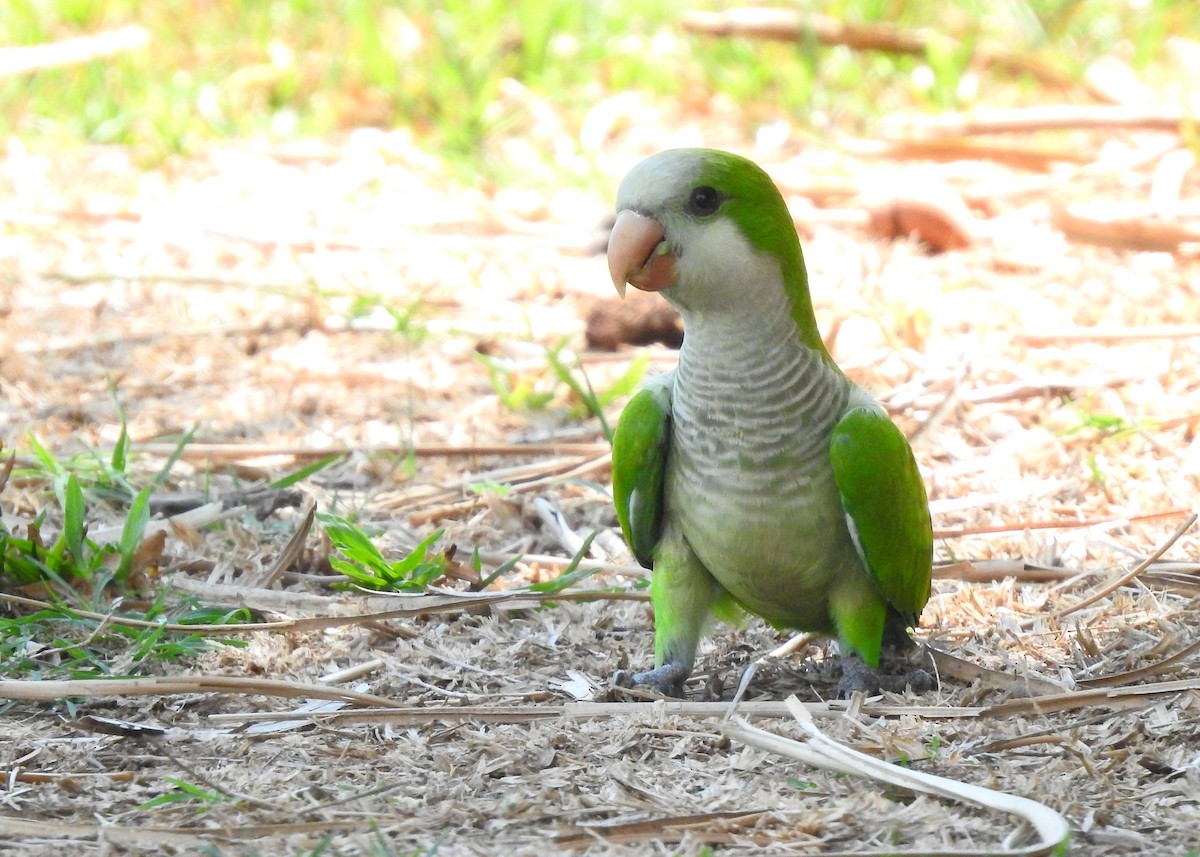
[1019,325,1200,345]
[1076,636,1200,689]
[0,674,404,707]
[682,9,925,53]
[1053,205,1200,253]
[900,104,1190,135]
[725,633,815,716]
[1021,512,1197,629]
[724,696,1070,856]
[935,508,1193,539]
[138,441,609,462]
[0,585,648,636]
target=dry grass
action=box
[2,115,1200,856]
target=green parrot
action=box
[608,148,933,697]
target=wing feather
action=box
[611,373,673,568]
[829,406,932,620]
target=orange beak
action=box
[607,210,676,298]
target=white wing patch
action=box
[843,511,870,573]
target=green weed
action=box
[319,513,449,592]
[478,337,647,442]
[0,431,250,680]
[529,531,600,594]
[139,776,229,811]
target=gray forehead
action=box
[615,150,706,211]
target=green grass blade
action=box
[269,454,343,489]
[62,474,86,566]
[116,486,154,581]
[153,425,197,487]
[529,531,599,594]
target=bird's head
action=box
[607,148,809,318]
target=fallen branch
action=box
[0,816,375,847]
[206,699,983,727]
[933,560,1078,583]
[203,675,1200,727]
[404,453,612,524]
[553,809,772,849]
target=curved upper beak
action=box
[607,210,676,298]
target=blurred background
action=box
[4,1,1199,169]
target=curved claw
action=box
[632,661,690,697]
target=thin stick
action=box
[983,677,1200,718]
[858,136,1093,170]
[158,747,283,812]
[1053,206,1200,253]
[137,441,609,462]
[1077,636,1200,689]
[896,104,1191,136]
[1018,325,1200,345]
[474,550,646,579]
[17,321,304,357]
[1020,512,1197,629]
[0,451,14,493]
[0,675,406,707]
[405,453,613,524]
[934,508,1193,539]
[185,675,1200,729]
[682,9,925,53]
[683,9,1102,97]
[0,586,648,636]
[724,633,815,718]
[205,699,986,727]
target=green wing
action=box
[611,372,673,568]
[828,405,932,621]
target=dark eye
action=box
[686,186,722,217]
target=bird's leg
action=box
[837,640,936,698]
[630,527,724,697]
[631,661,691,697]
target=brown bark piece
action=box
[865,181,975,252]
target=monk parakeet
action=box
[608,149,933,697]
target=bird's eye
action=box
[686,186,722,217]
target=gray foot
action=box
[837,655,936,698]
[632,662,690,697]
